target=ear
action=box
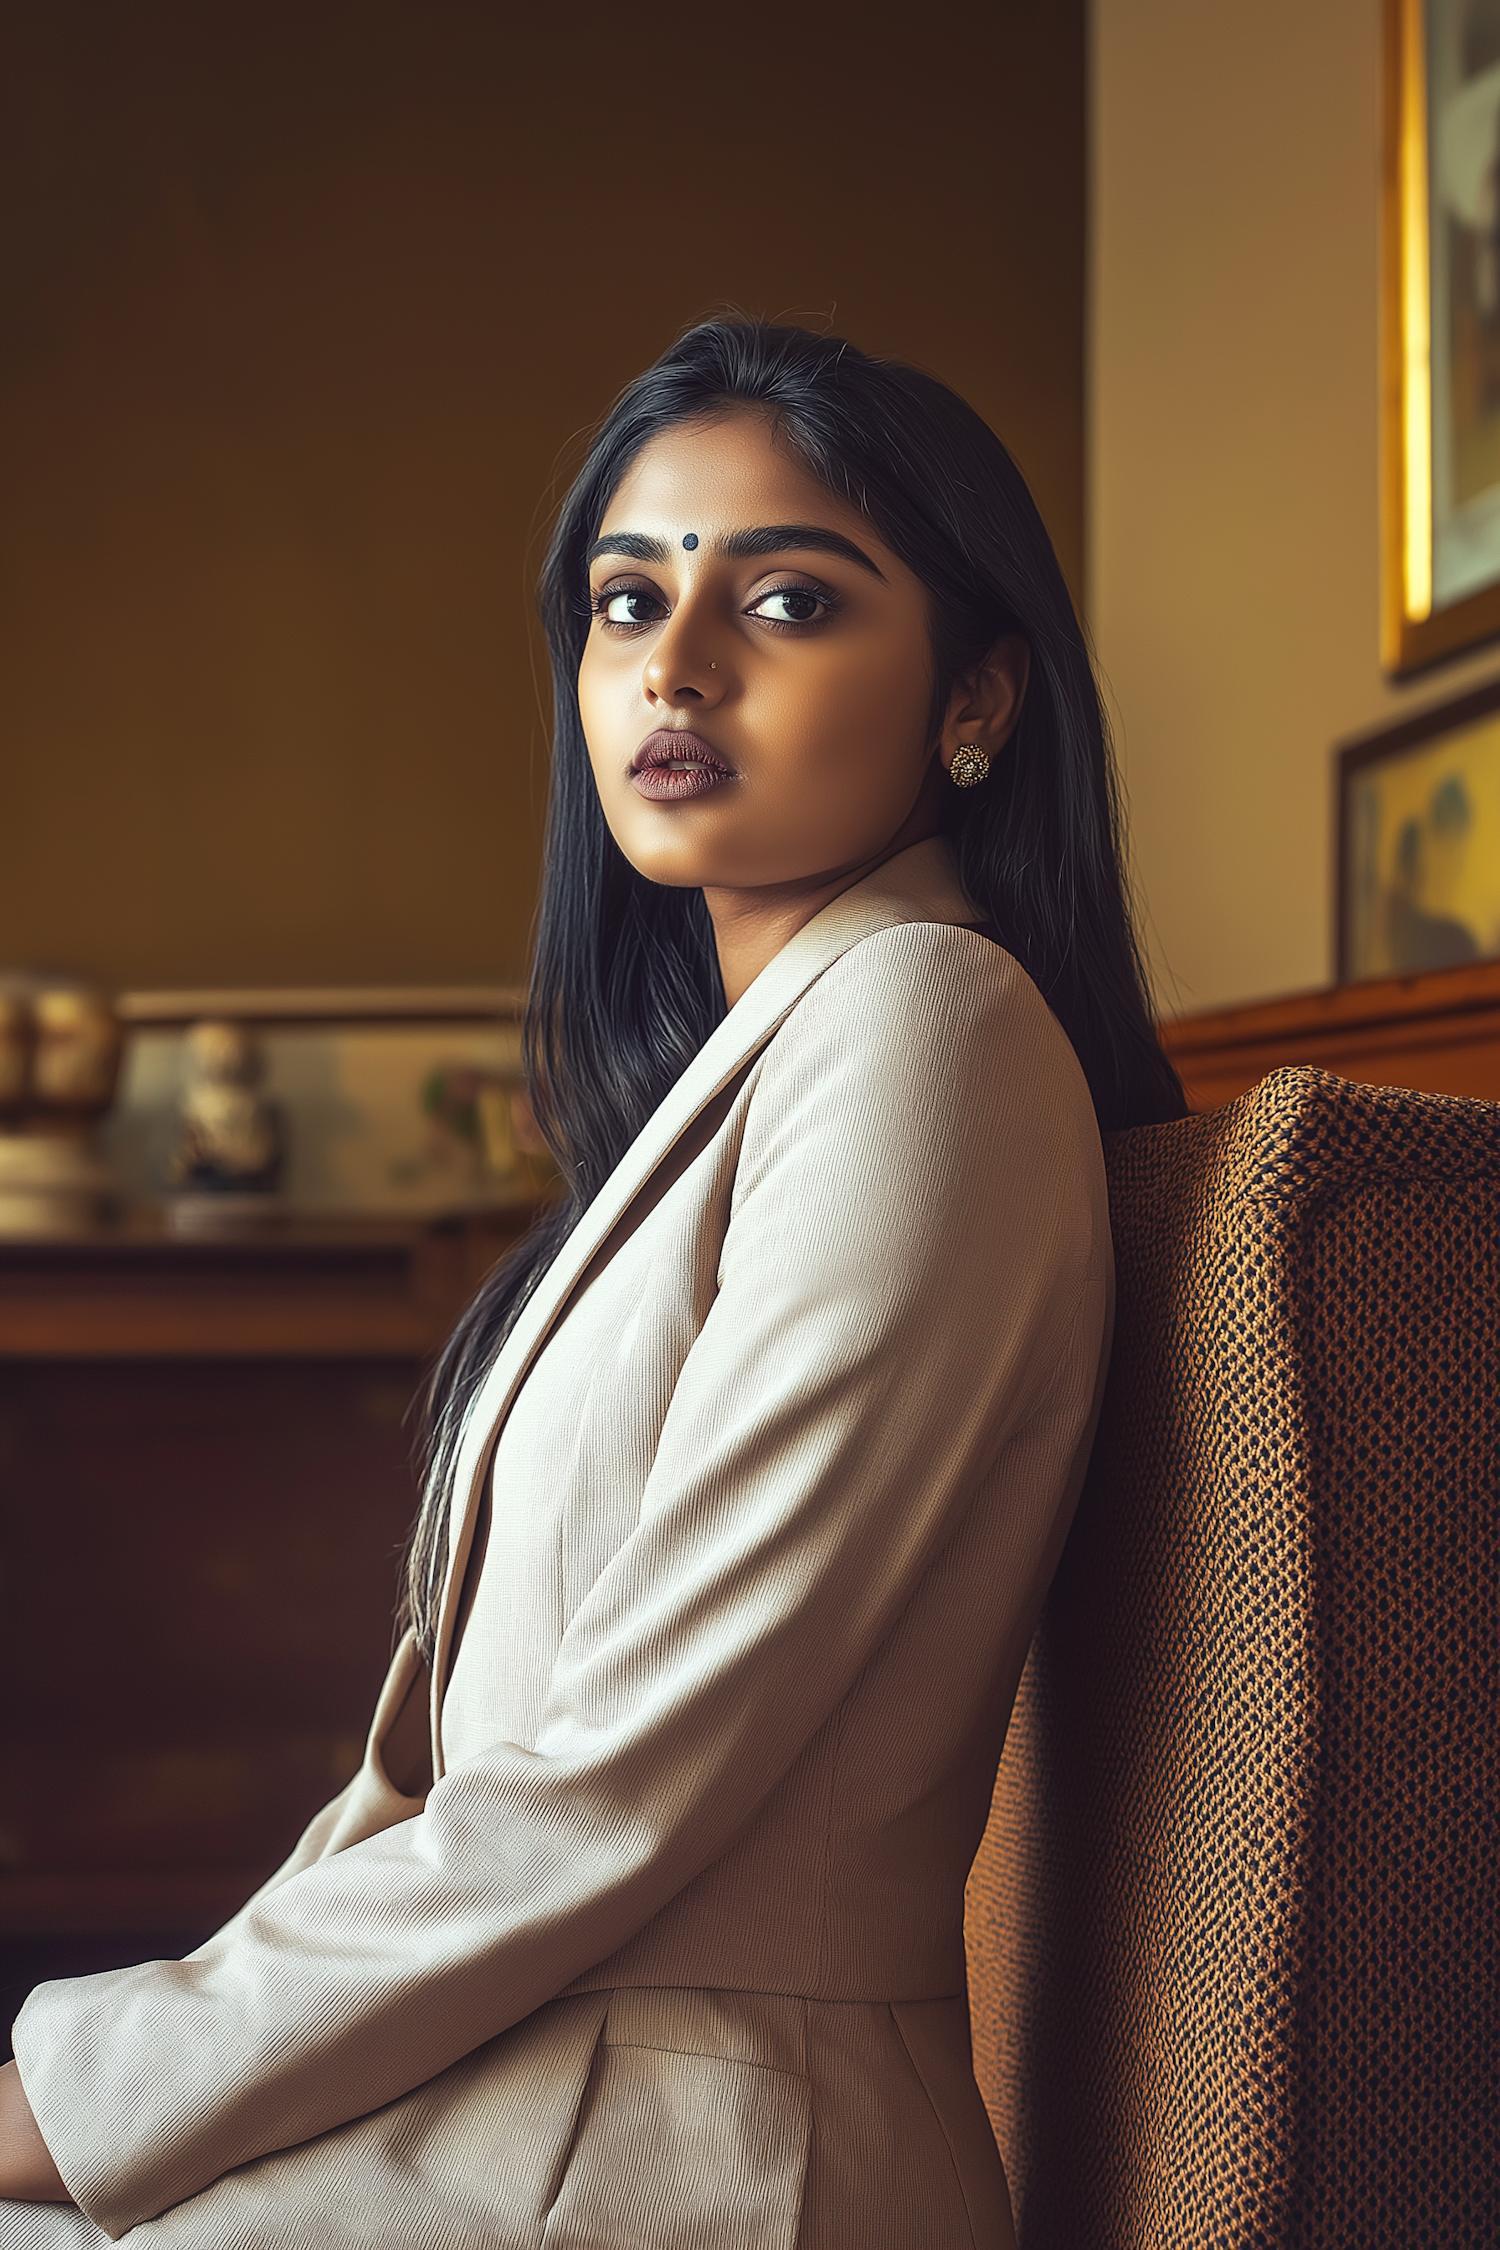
[936,633,1030,777]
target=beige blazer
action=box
[9,841,1112,2250]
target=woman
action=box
[1,320,1182,2247]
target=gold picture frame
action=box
[1383,0,1500,672]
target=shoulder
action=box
[727,920,1109,1363]
[760,919,1091,1131]
[740,920,1104,1233]
[815,916,1063,1029]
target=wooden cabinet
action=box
[0,1214,531,1948]
[1160,956,1500,1112]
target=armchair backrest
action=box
[966,1067,1500,2248]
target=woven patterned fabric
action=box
[966,1066,1500,2248]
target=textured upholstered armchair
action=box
[967,1067,1500,2248]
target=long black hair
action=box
[403,318,1184,1660]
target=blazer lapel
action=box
[427,838,977,1755]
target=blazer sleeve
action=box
[13,925,1111,2238]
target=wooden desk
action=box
[1160,956,1500,1112]
[0,1211,535,1940]
[0,1212,528,1361]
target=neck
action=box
[704,808,943,1009]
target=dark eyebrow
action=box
[585,531,671,567]
[718,523,886,579]
[584,523,885,580]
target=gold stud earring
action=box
[950,743,990,788]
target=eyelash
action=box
[587,575,842,633]
[753,579,842,631]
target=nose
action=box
[641,597,723,708]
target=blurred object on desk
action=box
[0,977,122,1236]
[403,1063,555,1207]
[165,1019,285,1231]
[31,986,123,1111]
[0,993,32,1109]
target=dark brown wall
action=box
[0,0,1084,991]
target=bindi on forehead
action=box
[682,533,698,550]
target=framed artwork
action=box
[1338,677,1500,977]
[1382,0,1500,671]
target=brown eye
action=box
[600,588,666,625]
[748,586,827,625]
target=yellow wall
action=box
[0,2,1084,992]
[1092,0,1500,1015]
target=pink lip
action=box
[629,729,738,803]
